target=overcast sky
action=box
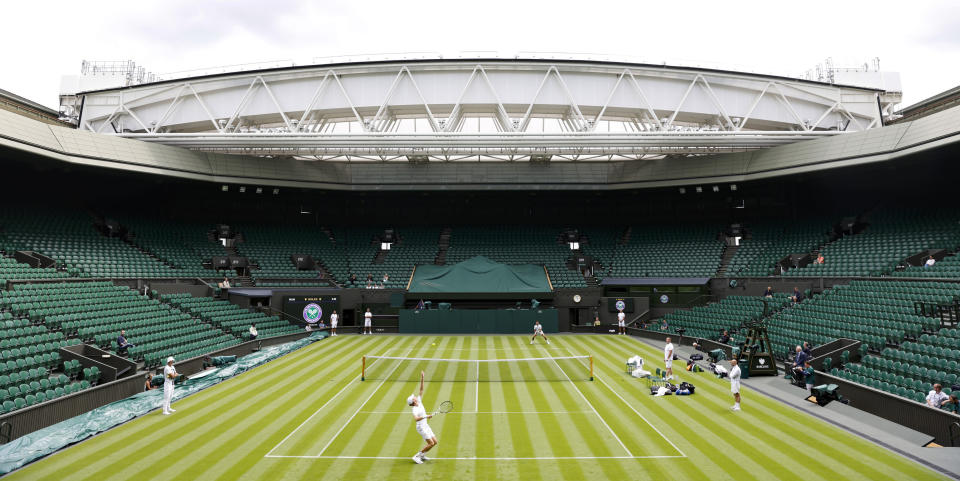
[3,0,958,110]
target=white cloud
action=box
[2,0,957,109]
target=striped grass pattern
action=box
[6,335,948,481]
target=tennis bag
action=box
[677,381,696,395]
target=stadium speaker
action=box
[291,254,315,270]
[212,257,230,269]
[228,256,249,268]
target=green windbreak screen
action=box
[409,256,551,293]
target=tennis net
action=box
[361,355,593,382]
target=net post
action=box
[362,356,366,381]
[590,356,594,381]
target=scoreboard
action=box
[282,295,340,325]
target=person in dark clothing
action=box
[791,345,808,385]
[719,330,731,344]
[792,287,804,303]
[763,286,773,298]
[117,329,134,356]
[144,373,156,391]
[802,341,813,358]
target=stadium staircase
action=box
[717,245,738,276]
[435,227,451,265]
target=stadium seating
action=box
[235,224,347,285]
[767,280,949,358]
[786,209,960,277]
[160,293,301,339]
[726,219,833,276]
[1,281,241,369]
[586,225,723,279]
[660,294,792,340]
[345,227,438,289]
[121,219,236,279]
[0,209,186,278]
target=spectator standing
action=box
[803,361,816,394]
[222,277,231,289]
[249,323,258,340]
[617,310,626,335]
[730,358,742,411]
[162,357,178,415]
[364,308,373,335]
[330,310,339,336]
[664,337,675,380]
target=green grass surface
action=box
[8,335,949,481]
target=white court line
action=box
[550,357,633,457]
[358,411,594,414]
[561,344,687,458]
[266,455,685,460]
[474,360,479,413]
[315,346,415,456]
[265,347,387,457]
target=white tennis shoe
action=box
[413,454,424,464]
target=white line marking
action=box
[474,360,479,413]
[265,346,386,457]
[315,347,415,456]
[265,455,685,460]
[358,411,594,414]
[550,356,633,457]
[560,343,687,458]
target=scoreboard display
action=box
[282,295,340,325]
[607,297,635,313]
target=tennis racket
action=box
[432,400,454,416]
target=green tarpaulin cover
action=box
[408,256,551,293]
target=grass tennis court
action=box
[7,334,948,481]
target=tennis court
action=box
[7,334,948,481]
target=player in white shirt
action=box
[530,321,550,344]
[162,356,178,415]
[408,371,438,464]
[617,310,626,335]
[363,308,373,335]
[729,358,742,411]
[663,337,675,380]
[329,310,338,336]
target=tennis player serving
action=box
[408,370,439,464]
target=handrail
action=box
[627,309,650,327]
[266,307,304,324]
[951,422,960,447]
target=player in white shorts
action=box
[729,358,741,411]
[530,321,550,344]
[408,371,438,464]
[617,310,626,335]
[664,337,675,380]
[329,310,338,336]
[363,308,372,335]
